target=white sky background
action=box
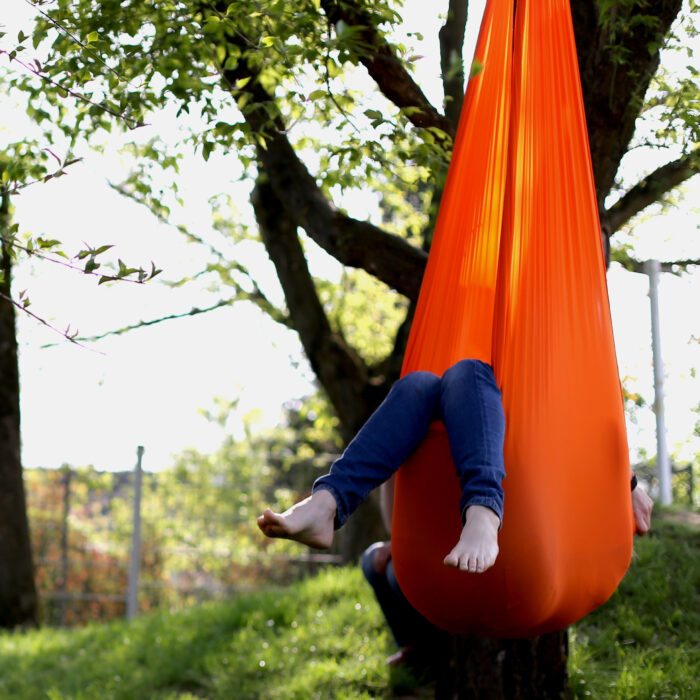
[1,0,699,472]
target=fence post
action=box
[644,259,672,506]
[58,466,72,626]
[127,446,144,620]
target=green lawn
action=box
[0,512,697,699]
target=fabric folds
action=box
[392,0,634,637]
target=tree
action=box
[6,0,700,694]
[0,167,39,628]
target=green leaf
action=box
[94,244,114,255]
[363,108,384,127]
[37,238,61,249]
[202,20,221,35]
[87,31,99,44]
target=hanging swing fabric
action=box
[392,0,634,638]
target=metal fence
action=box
[26,447,342,627]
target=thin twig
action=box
[40,297,239,347]
[1,50,148,129]
[22,0,146,92]
[0,290,104,352]
[0,157,82,197]
[323,15,361,135]
[109,182,229,262]
[2,237,155,285]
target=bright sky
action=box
[1,0,699,474]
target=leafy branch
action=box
[0,289,101,351]
[0,155,83,197]
[3,235,162,285]
[603,148,700,232]
[0,49,148,130]
[109,180,290,325]
[611,246,700,273]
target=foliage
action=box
[0,514,696,698]
[25,396,345,625]
[26,466,148,625]
[2,1,697,385]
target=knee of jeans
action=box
[395,370,440,402]
[360,543,384,584]
[445,358,495,384]
[385,560,408,601]
[446,358,478,377]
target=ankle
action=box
[464,504,500,528]
[312,488,338,518]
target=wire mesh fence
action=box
[25,456,342,627]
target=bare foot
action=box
[443,505,500,573]
[257,489,337,549]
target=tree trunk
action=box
[0,188,39,629]
[433,630,571,700]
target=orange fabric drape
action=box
[391,0,634,638]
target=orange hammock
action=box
[391,0,634,638]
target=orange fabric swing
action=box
[391,0,635,638]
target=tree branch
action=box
[319,0,455,138]
[220,41,428,301]
[1,51,147,130]
[611,254,699,274]
[603,151,700,233]
[439,0,468,129]
[256,133,428,301]
[252,180,374,438]
[109,182,229,263]
[40,297,252,348]
[571,0,684,205]
[0,291,99,351]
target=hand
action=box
[632,486,653,535]
[372,541,392,575]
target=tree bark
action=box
[571,0,685,208]
[426,630,571,700]
[0,189,39,629]
[252,181,389,557]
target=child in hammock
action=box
[257,358,505,574]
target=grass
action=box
[569,512,700,699]
[0,512,697,699]
[0,568,393,700]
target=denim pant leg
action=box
[313,371,441,527]
[361,544,440,648]
[439,359,506,524]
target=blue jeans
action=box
[313,359,506,528]
[361,543,441,648]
